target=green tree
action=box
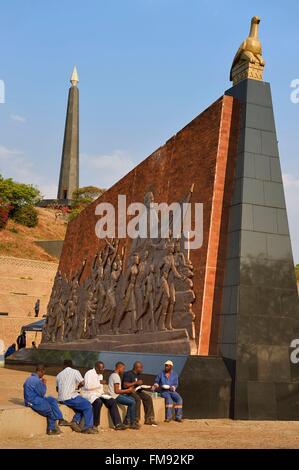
[0,174,41,211]
[69,186,105,221]
[0,174,41,228]
[72,186,105,207]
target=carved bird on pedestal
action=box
[230,16,265,81]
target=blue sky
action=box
[0,0,298,261]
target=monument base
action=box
[39,329,191,355]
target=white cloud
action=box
[0,145,21,159]
[283,174,299,189]
[37,183,57,199]
[283,174,299,263]
[10,114,27,123]
[81,150,135,188]
[0,144,57,198]
[0,146,33,180]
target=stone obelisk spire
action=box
[57,66,79,201]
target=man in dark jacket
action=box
[123,361,157,426]
[17,331,26,350]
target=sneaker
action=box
[70,422,82,433]
[164,418,172,423]
[81,427,99,434]
[47,429,61,436]
[175,418,183,423]
[130,423,140,430]
[58,419,72,427]
[114,424,127,431]
[145,419,158,426]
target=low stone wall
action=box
[0,398,165,438]
[34,240,64,259]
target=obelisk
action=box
[57,66,79,202]
[218,17,299,419]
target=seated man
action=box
[56,359,97,434]
[23,364,70,435]
[82,361,126,430]
[152,360,183,423]
[123,361,157,426]
[5,343,16,358]
[108,361,139,429]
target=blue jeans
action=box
[28,396,63,431]
[160,391,183,420]
[116,395,136,423]
[63,396,94,429]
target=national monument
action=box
[9,17,299,421]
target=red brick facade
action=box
[59,94,240,355]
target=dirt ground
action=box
[3,418,299,449]
[1,368,299,449]
[0,207,66,261]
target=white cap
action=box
[164,360,173,367]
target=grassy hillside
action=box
[0,208,67,261]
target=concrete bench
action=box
[0,397,165,438]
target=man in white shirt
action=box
[82,361,126,430]
[56,359,97,434]
[108,361,139,430]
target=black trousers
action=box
[92,397,122,427]
[131,391,155,423]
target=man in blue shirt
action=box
[23,364,70,435]
[5,343,16,358]
[153,360,183,423]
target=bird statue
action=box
[230,16,265,82]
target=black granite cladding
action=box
[178,356,232,418]
[220,79,299,420]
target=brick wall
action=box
[59,95,240,354]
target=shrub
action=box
[0,174,41,210]
[13,205,38,228]
[68,186,105,222]
[0,201,11,229]
[72,186,105,208]
[68,207,82,221]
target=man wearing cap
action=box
[152,360,183,423]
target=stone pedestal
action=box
[40,329,191,355]
[231,62,264,86]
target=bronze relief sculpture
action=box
[42,190,196,349]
